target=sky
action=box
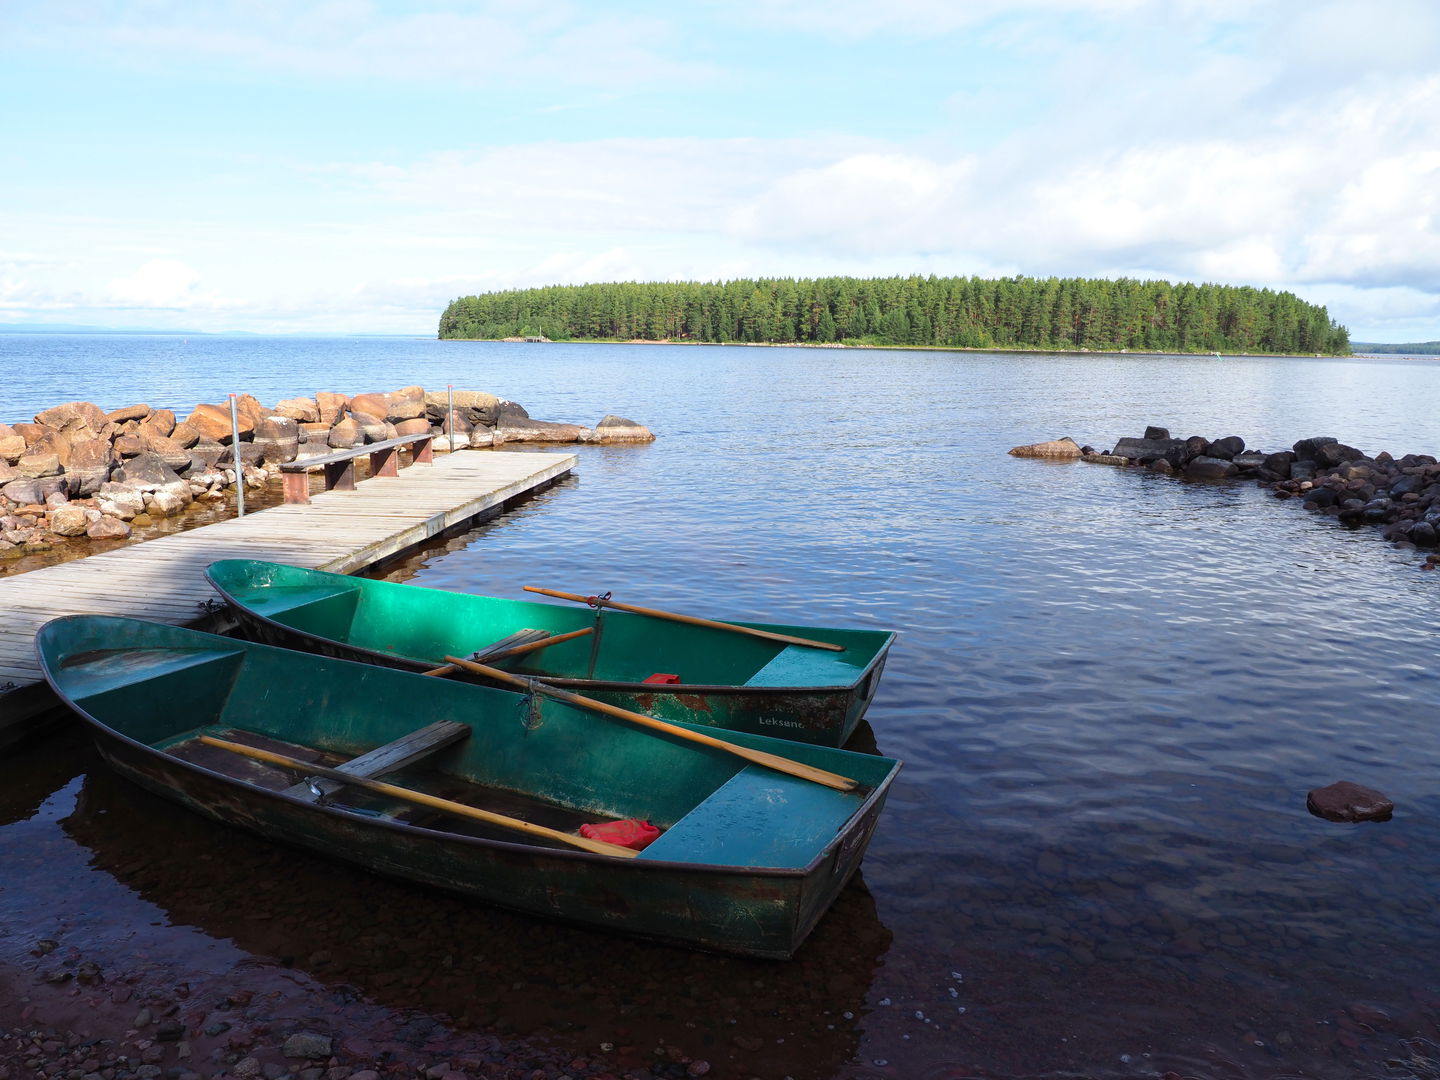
[1,0,1437,340]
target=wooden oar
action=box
[522,587,845,652]
[197,735,638,858]
[442,656,858,792]
[421,626,595,678]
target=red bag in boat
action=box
[580,818,662,850]
[643,673,681,684]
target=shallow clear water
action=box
[4,336,1440,1078]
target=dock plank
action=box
[0,450,575,729]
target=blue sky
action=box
[2,0,1437,340]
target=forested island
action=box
[439,276,1350,355]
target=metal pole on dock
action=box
[229,393,245,518]
[447,384,455,453]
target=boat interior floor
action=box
[162,726,621,847]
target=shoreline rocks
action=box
[0,388,653,561]
[1021,424,1440,560]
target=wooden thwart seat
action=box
[470,628,551,662]
[283,718,469,801]
[279,432,435,504]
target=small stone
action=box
[282,1032,333,1059]
[1307,781,1394,822]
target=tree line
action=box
[1351,341,1440,355]
[439,275,1350,355]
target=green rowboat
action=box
[35,615,900,959]
[204,559,895,747]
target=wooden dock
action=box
[0,449,576,738]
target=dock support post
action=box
[229,393,246,518]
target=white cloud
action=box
[8,0,708,89]
[106,259,243,310]
[747,0,1148,37]
[341,137,863,234]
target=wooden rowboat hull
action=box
[35,616,900,959]
[205,559,896,747]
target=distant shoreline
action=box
[442,336,1361,359]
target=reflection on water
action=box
[6,339,1440,1077]
[36,762,891,1079]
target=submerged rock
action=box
[1008,436,1082,458]
[589,415,657,444]
[1307,781,1394,822]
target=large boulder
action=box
[105,404,151,424]
[589,415,657,444]
[1109,436,1190,463]
[0,425,27,463]
[425,389,504,426]
[1315,442,1366,468]
[184,402,248,443]
[3,477,63,506]
[349,392,388,421]
[113,452,185,490]
[441,410,473,438]
[144,485,192,517]
[385,385,426,422]
[1261,451,1296,479]
[35,401,106,434]
[275,397,321,423]
[1008,436,1082,459]
[139,408,177,438]
[316,392,349,425]
[495,418,589,443]
[358,416,397,444]
[188,442,229,471]
[64,437,115,496]
[328,417,361,449]
[96,482,146,521]
[235,393,268,427]
[253,416,300,463]
[393,418,432,438]
[12,422,51,446]
[87,515,132,540]
[16,437,63,478]
[1184,456,1239,480]
[140,430,194,472]
[168,421,200,449]
[1206,435,1246,460]
[1293,436,1338,461]
[46,505,90,537]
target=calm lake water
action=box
[4,335,1440,1079]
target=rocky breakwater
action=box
[1011,425,1440,562]
[0,388,653,561]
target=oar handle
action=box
[522,586,845,652]
[422,626,595,678]
[443,656,858,792]
[197,735,638,858]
